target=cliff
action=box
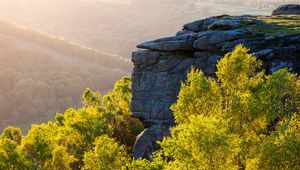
[130,4,300,159]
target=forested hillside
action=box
[0,18,130,130]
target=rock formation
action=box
[131,4,300,159]
[272,4,300,15]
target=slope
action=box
[0,0,277,58]
[0,18,130,131]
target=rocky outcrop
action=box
[272,4,300,15]
[131,5,300,159]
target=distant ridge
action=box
[0,18,130,130]
[0,18,132,71]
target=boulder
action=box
[183,15,228,32]
[208,20,241,30]
[193,29,252,51]
[176,30,195,36]
[272,4,300,15]
[133,124,171,160]
[253,49,274,60]
[132,50,161,68]
[137,33,198,51]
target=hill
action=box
[0,0,280,58]
[0,18,130,131]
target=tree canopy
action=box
[0,45,299,169]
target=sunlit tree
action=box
[153,45,300,169]
[83,135,130,170]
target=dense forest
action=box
[0,19,130,130]
[0,0,276,58]
[0,46,299,169]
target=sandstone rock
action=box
[272,4,300,15]
[253,49,274,60]
[221,36,266,53]
[208,20,240,30]
[131,52,193,128]
[193,29,252,51]
[133,124,171,159]
[183,15,228,32]
[270,60,294,73]
[273,46,299,60]
[194,52,222,76]
[132,50,161,68]
[176,30,195,36]
[137,33,198,51]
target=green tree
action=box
[82,88,101,107]
[0,138,28,169]
[45,145,76,170]
[1,126,22,145]
[101,77,143,150]
[83,135,130,170]
[20,124,55,169]
[154,45,300,169]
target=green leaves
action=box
[171,68,222,124]
[0,77,143,169]
[83,135,129,170]
[0,45,299,169]
[157,45,300,169]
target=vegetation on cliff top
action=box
[249,15,300,34]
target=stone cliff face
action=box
[131,4,300,159]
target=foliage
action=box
[0,137,28,169]
[83,135,129,170]
[1,126,22,144]
[0,77,142,169]
[102,77,143,151]
[0,45,299,169]
[240,15,300,35]
[153,45,300,169]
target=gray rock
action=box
[265,35,276,41]
[193,29,252,51]
[137,33,198,51]
[176,30,195,36]
[272,4,300,15]
[270,60,293,73]
[273,46,299,60]
[253,49,274,60]
[221,36,267,52]
[208,20,241,30]
[194,52,222,76]
[133,124,171,160]
[183,15,228,32]
[132,50,161,68]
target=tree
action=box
[102,77,143,151]
[1,126,22,145]
[82,88,101,107]
[20,124,55,169]
[45,145,76,170]
[153,45,300,169]
[83,135,130,170]
[0,138,28,169]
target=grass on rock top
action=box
[251,15,300,35]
